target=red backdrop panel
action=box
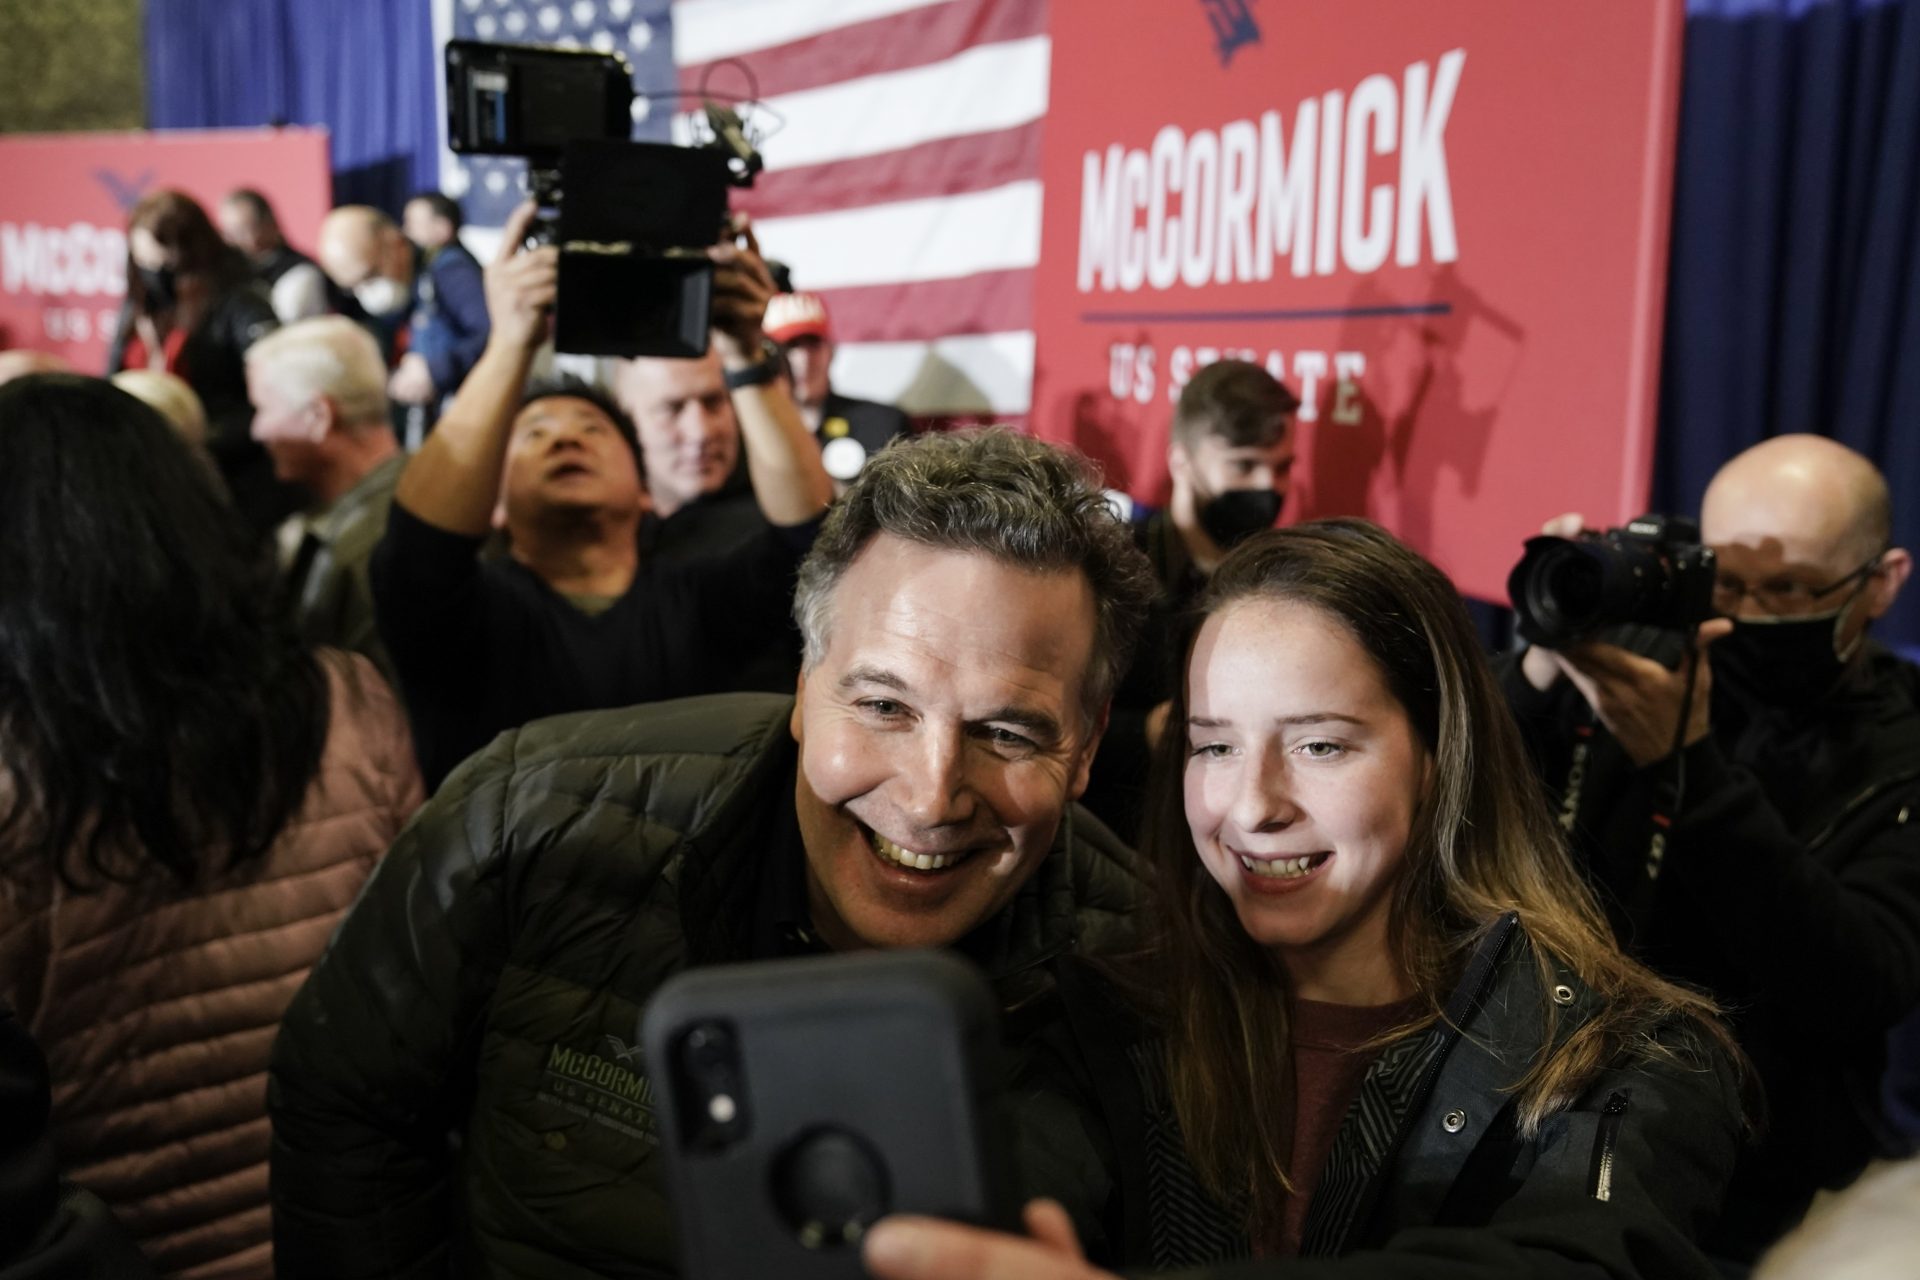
[0,128,332,374]
[1032,1,1684,601]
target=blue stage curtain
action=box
[144,0,439,217]
[1657,0,1920,647]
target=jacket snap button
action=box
[1442,1109,1467,1134]
[1552,984,1575,1005]
[1899,805,1912,826]
[544,1131,568,1151]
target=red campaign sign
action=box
[1031,0,1685,602]
[0,128,332,374]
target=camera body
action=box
[1508,514,1718,648]
[444,39,761,358]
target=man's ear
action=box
[1167,439,1190,486]
[790,671,807,744]
[1868,547,1913,619]
[307,395,339,443]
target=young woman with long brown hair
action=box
[862,519,1750,1280]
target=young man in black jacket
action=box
[1500,434,1920,1262]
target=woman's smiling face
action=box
[1183,596,1430,1003]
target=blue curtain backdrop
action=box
[145,0,439,215]
[1657,0,1920,647]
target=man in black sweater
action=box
[370,203,832,788]
[1500,434,1920,1262]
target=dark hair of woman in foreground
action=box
[1142,518,1741,1244]
[0,373,327,886]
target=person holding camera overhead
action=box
[1497,434,1920,1263]
[366,200,834,788]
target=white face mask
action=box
[354,275,409,318]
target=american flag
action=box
[439,0,1046,426]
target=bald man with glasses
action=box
[1503,434,1920,1265]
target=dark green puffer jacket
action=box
[267,693,1145,1279]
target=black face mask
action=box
[1197,487,1284,551]
[1712,604,1859,708]
[137,265,178,312]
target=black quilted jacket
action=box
[267,692,1146,1279]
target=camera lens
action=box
[674,1021,750,1150]
[1510,537,1611,647]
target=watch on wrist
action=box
[723,336,785,390]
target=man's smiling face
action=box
[790,534,1104,951]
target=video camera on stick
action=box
[444,39,765,358]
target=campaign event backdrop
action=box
[1032,0,1686,603]
[0,129,332,373]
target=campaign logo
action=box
[538,1035,659,1147]
[92,169,155,213]
[1199,0,1260,67]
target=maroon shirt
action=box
[1271,994,1425,1256]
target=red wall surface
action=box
[1031,1,1685,601]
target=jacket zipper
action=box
[1588,1089,1631,1202]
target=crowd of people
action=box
[0,183,1916,1280]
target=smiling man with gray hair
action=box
[268,426,1158,1277]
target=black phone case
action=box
[640,950,1017,1280]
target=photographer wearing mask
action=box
[1501,434,1920,1264]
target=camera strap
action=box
[1643,647,1700,884]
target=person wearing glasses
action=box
[1500,433,1920,1266]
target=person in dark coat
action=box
[107,188,288,538]
[860,520,1749,1280]
[1500,434,1920,1262]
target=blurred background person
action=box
[218,188,332,325]
[0,350,70,387]
[112,367,209,450]
[763,289,909,491]
[1082,359,1300,841]
[319,203,488,441]
[0,374,423,1279]
[106,189,291,540]
[246,316,405,681]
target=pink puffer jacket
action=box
[0,652,424,1279]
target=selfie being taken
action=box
[3,3,1917,1279]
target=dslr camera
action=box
[1507,515,1718,648]
[444,39,762,358]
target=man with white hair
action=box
[246,315,404,679]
